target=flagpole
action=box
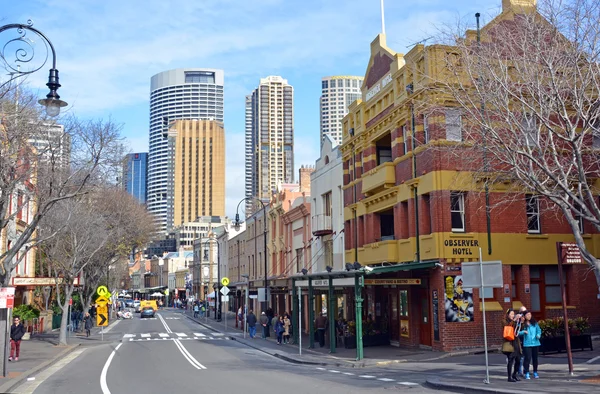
[380,0,386,35]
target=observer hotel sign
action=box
[366,74,393,101]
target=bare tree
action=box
[427,0,600,288]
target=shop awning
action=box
[364,260,438,275]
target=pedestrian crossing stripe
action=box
[122,333,226,341]
[127,337,228,342]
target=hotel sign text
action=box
[366,74,393,101]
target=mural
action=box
[444,276,474,322]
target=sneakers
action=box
[525,373,531,380]
[15,357,18,361]
[8,357,12,362]
[533,372,539,379]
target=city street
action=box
[17,309,444,394]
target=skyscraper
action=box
[147,68,224,233]
[123,152,148,204]
[320,76,363,145]
[166,120,225,230]
[245,76,294,216]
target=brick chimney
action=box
[299,165,315,193]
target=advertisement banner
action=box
[444,276,474,323]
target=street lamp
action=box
[241,273,250,339]
[203,236,220,321]
[0,21,68,116]
[233,197,269,314]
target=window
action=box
[445,108,462,141]
[526,194,540,233]
[399,290,409,317]
[402,125,408,155]
[450,192,465,232]
[573,203,584,233]
[185,71,215,84]
[322,80,328,89]
[376,133,393,165]
[422,194,432,234]
[330,80,337,88]
[296,248,303,273]
[378,208,395,241]
[423,115,430,143]
[323,192,332,216]
[523,113,537,146]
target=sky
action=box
[2,0,500,218]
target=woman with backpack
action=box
[501,308,523,382]
[519,311,542,379]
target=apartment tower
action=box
[166,120,225,230]
[148,68,224,233]
[245,76,294,216]
[320,76,363,145]
[123,152,148,204]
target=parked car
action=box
[133,300,141,312]
[125,299,134,308]
[140,307,155,318]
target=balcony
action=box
[361,162,396,196]
[362,239,398,265]
[312,214,333,236]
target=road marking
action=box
[159,333,170,338]
[213,333,225,336]
[173,339,207,369]
[16,348,86,394]
[316,367,326,370]
[193,333,206,337]
[157,313,172,333]
[359,375,375,379]
[378,378,395,382]
[343,372,354,376]
[586,355,600,364]
[329,370,340,373]
[103,319,121,333]
[101,343,122,394]
[175,333,188,337]
[398,382,419,386]
[123,334,135,338]
[141,333,151,338]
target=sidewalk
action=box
[180,308,480,367]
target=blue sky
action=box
[3,0,500,217]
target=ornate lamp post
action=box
[0,21,68,116]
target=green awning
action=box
[364,260,438,275]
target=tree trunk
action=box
[58,285,74,346]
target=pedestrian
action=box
[271,313,279,335]
[9,316,26,361]
[501,308,523,382]
[283,314,291,344]
[520,311,542,380]
[237,306,243,328]
[246,310,257,339]
[315,312,328,348]
[275,316,285,345]
[517,305,528,376]
[71,309,78,331]
[259,312,269,339]
[84,312,93,338]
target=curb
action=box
[0,344,80,394]
[425,379,548,394]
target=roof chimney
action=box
[298,165,315,193]
[502,0,537,13]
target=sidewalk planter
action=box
[540,334,593,354]
[52,314,62,330]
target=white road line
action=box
[103,319,121,333]
[378,378,395,382]
[175,333,187,337]
[587,355,600,364]
[316,367,326,370]
[156,313,172,333]
[159,333,170,338]
[123,334,135,338]
[343,372,354,376]
[328,370,340,373]
[16,348,86,394]
[359,375,375,379]
[173,339,207,369]
[141,333,151,338]
[398,382,419,386]
[212,333,225,336]
[193,333,206,337]
[101,343,122,394]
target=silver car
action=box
[133,300,141,313]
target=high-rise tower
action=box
[147,68,224,233]
[320,76,363,145]
[245,76,294,216]
[123,152,148,204]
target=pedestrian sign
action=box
[221,277,229,286]
[220,286,230,296]
[96,285,110,297]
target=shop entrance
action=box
[387,291,399,344]
[418,287,432,346]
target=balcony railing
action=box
[361,162,396,196]
[312,214,333,236]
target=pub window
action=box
[376,133,392,165]
[445,108,462,141]
[526,194,541,233]
[399,290,409,317]
[450,192,465,232]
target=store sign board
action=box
[557,242,583,264]
[12,277,80,286]
[444,239,481,257]
[366,73,393,101]
[364,279,421,286]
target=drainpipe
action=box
[308,278,315,349]
[410,99,421,262]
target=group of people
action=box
[502,306,542,382]
[192,301,207,318]
[244,308,292,345]
[70,308,95,337]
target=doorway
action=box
[418,288,432,346]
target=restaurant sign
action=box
[364,279,421,286]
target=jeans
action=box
[249,326,256,338]
[504,352,519,379]
[10,340,21,358]
[317,328,326,347]
[523,346,539,374]
[262,325,269,339]
[277,332,283,344]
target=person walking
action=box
[315,312,328,348]
[501,309,523,382]
[84,312,93,338]
[259,312,269,339]
[9,316,26,361]
[246,310,257,338]
[193,303,199,318]
[71,309,79,332]
[283,314,292,344]
[271,313,279,336]
[520,311,542,380]
[275,316,285,345]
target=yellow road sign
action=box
[97,286,110,297]
[221,277,230,286]
[97,305,108,315]
[97,312,108,327]
[96,296,109,306]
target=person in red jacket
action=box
[9,316,26,361]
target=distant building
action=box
[245,76,294,216]
[123,152,148,203]
[320,76,362,145]
[29,122,71,168]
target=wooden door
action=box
[418,288,432,346]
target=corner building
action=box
[341,1,600,351]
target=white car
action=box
[133,300,141,313]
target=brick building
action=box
[340,0,600,352]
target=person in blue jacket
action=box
[519,311,542,379]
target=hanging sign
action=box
[364,279,421,286]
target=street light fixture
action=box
[233,197,269,314]
[0,21,68,116]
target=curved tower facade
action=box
[148,68,224,233]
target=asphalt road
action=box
[19,309,447,394]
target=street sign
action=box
[97,305,108,315]
[0,287,15,309]
[220,286,230,296]
[221,277,230,286]
[461,261,503,288]
[222,295,229,302]
[97,310,108,326]
[69,298,73,306]
[96,295,110,306]
[97,285,110,297]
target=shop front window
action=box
[399,290,409,317]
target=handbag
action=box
[503,325,515,341]
[501,341,514,354]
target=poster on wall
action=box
[400,320,409,337]
[444,276,474,322]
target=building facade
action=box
[245,76,294,216]
[310,135,345,273]
[338,1,600,352]
[166,120,225,230]
[320,76,363,146]
[147,68,224,233]
[123,152,148,204]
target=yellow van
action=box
[140,300,158,311]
